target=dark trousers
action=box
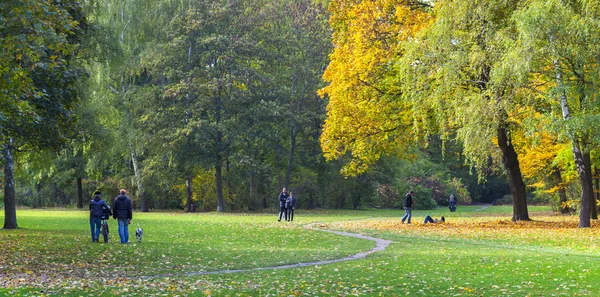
[278,206,287,221]
[287,208,294,221]
[424,215,434,224]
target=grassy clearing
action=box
[1,206,600,296]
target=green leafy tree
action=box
[398,0,530,221]
[258,0,331,190]
[0,0,88,228]
[508,0,600,227]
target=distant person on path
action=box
[286,192,297,222]
[278,187,289,222]
[424,215,445,224]
[113,189,133,243]
[449,193,457,212]
[89,191,111,242]
[401,190,414,224]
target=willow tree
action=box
[397,0,531,220]
[86,0,182,211]
[508,0,600,227]
[319,0,432,176]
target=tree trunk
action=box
[215,156,224,212]
[226,158,235,210]
[591,165,597,220]
[186,177,193,212]
[551,168,569,214]
[214,85,225,212]
[592,168,600,213]
[497,124,529,221]
[3,139,17,229]
[285,127,298,190]
[573,149,593,227]
[76,177,83,209]
[34,182,42,208]
[554,60,591,227]
[131,149,148,212]
[250,174,254,198]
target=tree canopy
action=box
[3,0,600,227]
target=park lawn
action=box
[0,210,374,289]
[2,206,600,296]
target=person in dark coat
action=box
[286,192,297,222]
[113,189,133,243]
[278,187,289,222]
[449,193,457,212]
[89,191,111,242]
[401,190,414,224]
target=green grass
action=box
[1,206,599,296]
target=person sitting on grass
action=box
[423,215,445,224]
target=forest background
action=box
[2,0,599,228]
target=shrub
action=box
[494,195,513,205]
[375,184,399,208]
[395,186,437,210]
[167,199,183,210]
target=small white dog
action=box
[135,227,143,242]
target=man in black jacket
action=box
[401,190,414,224]
[113,189,133,243]
[89,191,111,242]
[278,187,289,222]
[286,192,297,222]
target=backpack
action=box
[90,199,105,218]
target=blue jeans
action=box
[90,217,101,242]
[424,215,434,224]
[402,207,412,223]
[118,219,129,243]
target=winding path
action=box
[142,224,392,279]
[473,204,492,212]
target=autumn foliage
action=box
[319,0,431,175]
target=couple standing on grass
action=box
[277,187,297,222]
[89,189,133,244]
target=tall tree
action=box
[319,0,431,176]
[146,1,263,211]
[86,0,180,211]
[0,0,88,228]
[509,0,600,227]
[398,0,531,220]
[260,0,331,190]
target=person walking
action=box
[89,191,111,242]
[278,187,289,222]
[401,190,414,224]
[287,192,297,222]
[113,189,133,243]
[449,193,457,212]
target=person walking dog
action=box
[113,189,132,243]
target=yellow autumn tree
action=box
[512,122,573,213]
[319,0,432,175]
